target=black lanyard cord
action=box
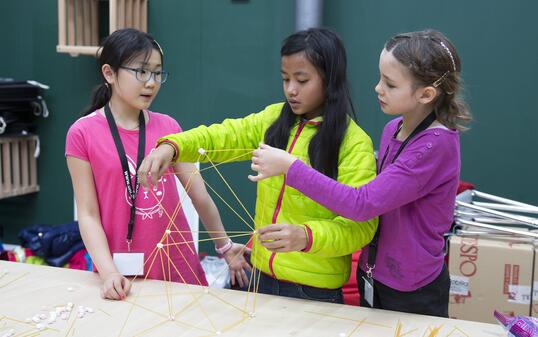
[367,111,437,278]
[378,111,437,173]
[104,104,146,248]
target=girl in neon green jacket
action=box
[139,28,377,303]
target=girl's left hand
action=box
[248,144,297,182]
[222,243,252,288]
[256,224,308,252]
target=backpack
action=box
[18,221,84,267]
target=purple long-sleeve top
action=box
[286,117,460,291]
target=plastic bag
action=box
[200,255,229,288]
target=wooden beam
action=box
[67,0,75,45]
[2,142,11,195]
[141,0,147,32]
[0,141,6,197]
[133,0,140,30]
[109,0,118,33]
[90,0,98,45]
[117,0,125,29]
[58,0,66,46]
[29,137,37,189]
[125,0,133,28]
[75,0,83,45]
[83,0,91,45]
[57,45,99,57]
[21,140,29,191]
[12,140,20,194]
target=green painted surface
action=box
[1,1,536,253]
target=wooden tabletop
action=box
[0,260,504,337]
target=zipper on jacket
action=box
[268,121,307,278]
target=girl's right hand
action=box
[248,143,297,182]
[138,144,175,189]
[100,272,132,300]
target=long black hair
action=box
[82,28,164,116]
[264,28,354,180]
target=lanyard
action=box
[104,104,146,251]
[366,111,437,278]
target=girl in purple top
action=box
[248,29,472,317]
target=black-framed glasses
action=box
[119,66,169,84]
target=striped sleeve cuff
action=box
[302,224,313,253]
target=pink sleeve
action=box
[65,122,89,161]
[165,114,182,133]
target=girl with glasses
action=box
[65,28,250,300]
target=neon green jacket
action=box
[162,103,378,288]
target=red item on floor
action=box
[457,181,475,194]
[343,250,361,306]
[66,249,88,271]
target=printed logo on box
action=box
[508,284,531,305]
[504,264,520,293]
[459,237,478,277]
[450,274,469,296]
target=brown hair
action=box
[385,29,471,131]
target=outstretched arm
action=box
[139,104,280,190]
[251,136,453,222]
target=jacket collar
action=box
[297,115,323,126]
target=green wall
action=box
[1,1,536,251]
[0,1,100,242]
[324,0,538,208]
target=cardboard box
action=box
[531,246,538,317]
[448,235,533,323]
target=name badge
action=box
[362,276,374,307]
[113,253,145,276]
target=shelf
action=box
[0,135,39,199]
[57,0,148,57]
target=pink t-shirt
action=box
[65,109,207,286]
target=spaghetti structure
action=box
[117,148,262,337]
[0,147,476,337]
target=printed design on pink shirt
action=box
[124,154,171,221]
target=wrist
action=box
[157,140,179,163]
[101,270,121,280]
[301,224,313,252]
[283,157,298,174]
[215,239,233,255]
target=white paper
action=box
[508,284,531,305]
[113,253,145,276]
[449,274,469,296]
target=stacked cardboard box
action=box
[448,235,534,324]
[531,247,538,317]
